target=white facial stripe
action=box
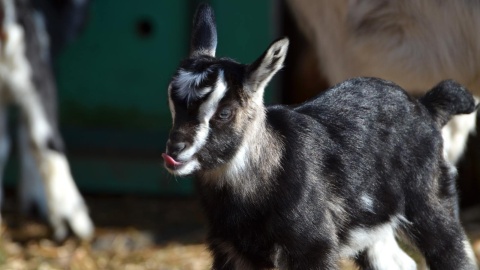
[198,70,226,121]
[177,70,227,161]
[168,84,176,122]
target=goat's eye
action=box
[216,107,232,121]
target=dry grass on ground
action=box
[0,194,479,270]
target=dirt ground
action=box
[0,192,480,270]
[0,193,211,270]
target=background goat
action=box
[285,0,480,165]
[0,0,93,240]
[163,4,477,269]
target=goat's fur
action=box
[285,0,480,164]
[164,4,478,270]
[0,0,93,240]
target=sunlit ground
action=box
[0,193,479,270]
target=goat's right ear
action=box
[246,37,289,93]
[190,3,217,58]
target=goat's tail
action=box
[419,80,477,127]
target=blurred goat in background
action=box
[0,0,92,240]
[286,0,480,165]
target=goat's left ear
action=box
[246,37,289,93]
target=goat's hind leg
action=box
[354,225,416,270]
[405,201,477,270]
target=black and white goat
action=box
[0,0,93,240]
[163,4,479,270]
[285,0,480,165]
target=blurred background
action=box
[1,0,480,269]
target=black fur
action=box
[195,78,476,269]
[190,3,217,57]
[420,79,477,126]
[165,4,478,270]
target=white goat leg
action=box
[0,11,93,240]
[13,71,93,241]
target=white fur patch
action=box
[340,216,416,270]
[367,227,417,270]
[361,194,374,213]
[176,69,211,87]
[173,69,214,105]
[340,223,392,258]
[442,112,477,164]
[225,142,249,180]
[168,159,201,176]
[463,239,478,267]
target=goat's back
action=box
[266,77,447,227]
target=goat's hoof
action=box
[68,209,94,241]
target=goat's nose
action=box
[167,141,187,156]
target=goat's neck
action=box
[199,110,284,198]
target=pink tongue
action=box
[162,153,182,167]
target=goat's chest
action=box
[209,208,277,267]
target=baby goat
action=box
[163,4,478,269]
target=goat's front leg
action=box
[282,247,338,270]
[15,91,93,240]
[0,0,93,240]
[209,239,270,270]
[6,66,93,241]
[275,229,339,270]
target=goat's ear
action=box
[190,3,217,58]
[246,37,289,93]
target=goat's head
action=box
[162,3,288,176]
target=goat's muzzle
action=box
[162,153,184,170]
